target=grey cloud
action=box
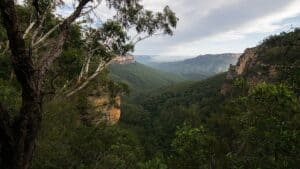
[173,0,291,43]
[134,0,299,55]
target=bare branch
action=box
[77,50,93,83]
[23,22,36,39]
[85,52,92,74]
[31,0,56,45]
[66,61,106,97]
[33,24,60,48]
[77,30,102,83]
[37,0,92,77]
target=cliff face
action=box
[82,89,121,125]
[111,55,135,65]
[87,95,121,125]
[226,48,258,80]
[73,56,135,125]
[221,28,300,96]
[221,47,281,95]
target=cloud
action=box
[134,0,300,60]
[18,0,300,60]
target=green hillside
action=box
[120,73,227,154]
[108,62,185,92]
[120,29,300,168]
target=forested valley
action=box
[0,1,300,169]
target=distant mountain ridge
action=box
[146,53,240,80]
[108,53,240,92]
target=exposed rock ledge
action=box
[111,55,135,65]
[226,47,258,80]
[221,47,258,95]
[81,89,121,125]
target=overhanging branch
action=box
[37,0,92,77]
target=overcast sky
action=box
[20,0,300,61]
[130,0,300,61]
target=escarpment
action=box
[111,55,136,65]
[221,47,259,94]
[222,30,300,95]
[80,89,121,125]
[226,47,258,79]
[87,95,121,125]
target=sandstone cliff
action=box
[111,55,135,65]
[226,48,258,79]
[80,55,135,125]
[221,47,281,95]
[87,95,121,125]
[81,88,121,125]
[221,30,300,95]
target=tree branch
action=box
[37,0,92,77]
[66,61,106,97]
[33,23,60,48]
[32,0,42,18]
[23,22,36,39]
[31,2,54,45]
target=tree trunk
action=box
[13,89,43,169]
[0,80,43,169]
[0,0,91,168]
[0,0,43,169]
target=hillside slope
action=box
[120,29,300,164]
[222,29,300,96]
[109,62,185,92]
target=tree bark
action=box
[0,1,43,169]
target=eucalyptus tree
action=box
[0,0,177,168]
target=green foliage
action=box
[0,79,21,113]
[0,54,11,80]
[171,124,218,169]
[70,126,143,169]
[231,83,300,169]
[32,99,144,169]
[106,0,178,35]
[0,22,7,40]
[138,156,168,169]
[30,24,300,169]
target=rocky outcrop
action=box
[226,47,258,79]
[87,95,121,125]
[221,48,258,94]
[111,55,135,65]
[81,89,121,125]
[220,45,294,95]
